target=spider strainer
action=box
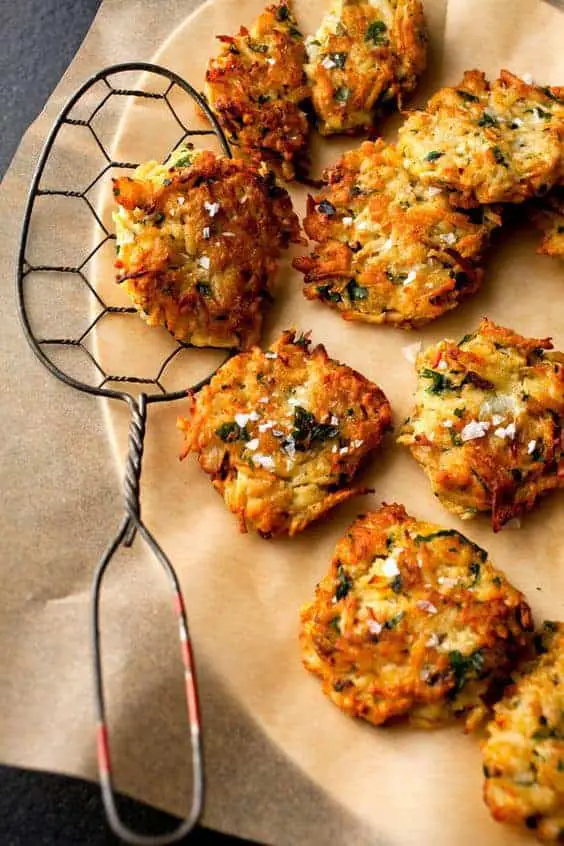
[16,62,233,845]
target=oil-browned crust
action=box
[529,186,564,259]
[483,621,564,843]
[178,330,392,537]
[293,140,502,328]
[205,1,311,180]
[398,70,564,207]
[300,503,532,729]
[112,147,301,350]
[305,0,427,136]
[398,318,564,531]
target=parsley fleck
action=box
[390,575,403,593]
[420,368,454,394]
[215,421,250,443]
[365,20,387,44]
[346,279,368,302]
[174,154,192,168]
[275,4,289,21]
[449,649,485,694]
[292,406,339,451]
[195,282,211,296]
[289,26,302,38]
[335,564,353,600]
[458,332,475,347]
[425,150,444,162]
[468,561,481,586]
[457,89,479,103]
[478,112,497,128]
[492,146,508,166]
[317,285,342,303]
[453,407,465,418]
[318,199,337,216]
[334,86,350,103]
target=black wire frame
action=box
[15,62,233,845]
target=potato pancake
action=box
[483,621,564,843]
[305,0,427,135]
[398,70,564,207]
[205,1,311,180]
[294,140,501,327]
[300,504,532,728]
[398,319,564,531]
[113,146,301,349]
[178,330,392,536]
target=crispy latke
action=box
[529,187,564,259]
[300,503,532,728]
[178,330,392,537]
[293,140,502,327]
[113,146,301,349]
[483,621,564,842]
[398,70,564,207]
[205,1,311,180]
[305,0,427,135]
[398,319,564,531]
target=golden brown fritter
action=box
[113,146,301,350]
[178,330,392,537]
[398,319,564,531]
[483,621,564,843]
[205,1,311,180]
[305,0,427,136]
[398,70,564,207]
[529,187,564,259]
[293,140,502,328]
[300,503,532,729]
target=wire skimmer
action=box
[16,62,233,845]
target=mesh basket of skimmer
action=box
[16,62,234,846]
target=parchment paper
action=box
[2,1,564,844]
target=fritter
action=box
[305,0,427,136]
[398,70,564,207]
[398,319,564,531]
[293,140,502,328]
[113,146,301,350]
[483,621,564,843]
[205,1,311,180]
[530,187,564,259]
[300,503,532,729]
[178,330,392,537]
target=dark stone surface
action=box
[0,0,102,177]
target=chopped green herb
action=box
[318,199,336,216]
[329,52,347,68]
[384,611,405,629]
[449,649,485,694]
[478,112,497,127]
[153,212,165,225]
[492,146,508,166]
[247,39,269,53]
[162,178,172,186]
[449,429,463,447]
[453,407,465,418]
[329,616,341,633]
[333,679,350,692]
[289,26,302,38]
[420,368,454,395]
[275,4,289,21]
[334,86,351,103]
[294,332,309,347]
[309,38,321,46]
[453,271,470,290]
[415,529,488,562]
[335,564,353,600]
[390,575,403,593]
[457,89,479,103]
[425,150,444,162]
[468,562,481,585]
[317,285,343,303]
[531,442,544,462]
[113,186,120,197]
[346,279,368,302]
[347,408,354,417]
[215,421,250,443]
[365,20,387,44]
[292,406,339,451]
[458,332,475,347]
[174,154,192,168]
[542,86,564,105]
[492,576,502,587]
[257,94,270,105]
[534,106,551,120]
[195,282,211,296]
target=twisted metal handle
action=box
[91,394,204,844]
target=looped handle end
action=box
[92,516,204,845]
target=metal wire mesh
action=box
[18,62,232,403]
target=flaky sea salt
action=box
[461,420,490,441]
[382,557,400,578]
[402,341,421,363]
[204,201,220,217]
[494,422,516,440]
[198,256,210,270]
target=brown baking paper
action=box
[2,1,564,844]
